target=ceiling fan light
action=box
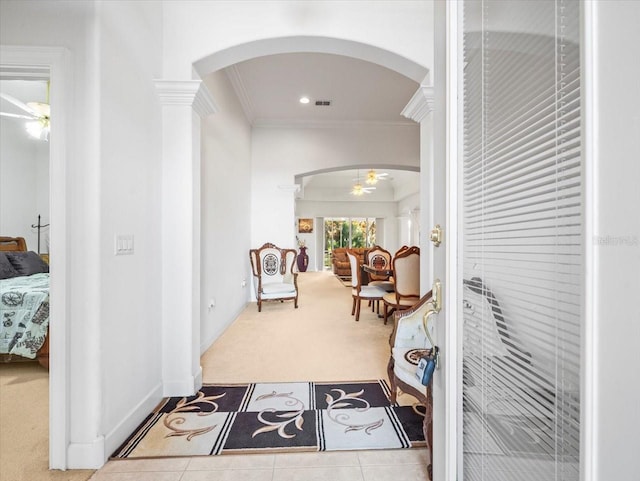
[25,119,49,141]
[366,170,378,185]
[351,183,364,196]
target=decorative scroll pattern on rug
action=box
[112,380,426,458]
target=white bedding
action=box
[0,273,50,359]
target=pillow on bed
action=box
[0,252,20,279]
[6,251,49,276]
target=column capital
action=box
[401,85,435,123]
[154,79,218,117]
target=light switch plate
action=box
[115,234,134,255]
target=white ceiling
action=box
[223,53,421,201]
[0,79,48,114]
[225,52,419,126]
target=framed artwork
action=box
[298,218,313,233]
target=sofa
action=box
[331,247,367,277]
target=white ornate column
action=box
[155,80,217,396]
[402,85,435,292]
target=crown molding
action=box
[253,118,418,129]
[401,85,435,122]
[225,65,254,123]
[277,184,301,193]
[154,80,217,117]
[193,84,218,118]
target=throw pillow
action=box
[0,252,20,279]
[6,251,49,276]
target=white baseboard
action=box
[194,365,203,391]
[163,368,203,397]
[103,382,163,465]
[199,303,249,355]
[67,436,106,469]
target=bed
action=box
[0,236,50,369]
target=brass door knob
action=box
[430,224,443,247]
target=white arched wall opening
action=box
[157,35,434,400]
[294,164,422,270]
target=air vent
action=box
[315,100,331,106]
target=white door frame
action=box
[0,45,71,469]
[428,1,462,479]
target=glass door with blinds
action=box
[460,1,582,480]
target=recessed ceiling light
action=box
[299,96,310,104]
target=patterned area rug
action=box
[112,380,426,459]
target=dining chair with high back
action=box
[365,245,394,292]
[347,249,387,322]
[382,246,420,324]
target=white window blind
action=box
[461,1,581,480]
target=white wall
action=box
[590,1,640,479]
[251,125,420,250]
[97,0,164,458]
[162,0,434,80]
[200,70,252,351]
[0,116,49,251]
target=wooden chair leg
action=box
[355,298,361,321]
[387,356,397,404]
[351,297,356,315]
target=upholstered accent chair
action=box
[331,247,367,277]
[365,245,394,292]
[387,292,435,480]
[249,243,299,312]
[347,250,386,322]
[382,246,420,324]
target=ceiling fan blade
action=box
[27,101,50,118]
[0,92,39,116]
[0,111,36,120]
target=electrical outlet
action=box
[241,279,247,287]
[208,298,216,309]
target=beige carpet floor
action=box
[1,271,416,481]
[201,271,397,384]
[0,362,95,481]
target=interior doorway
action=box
[1,46,70,470]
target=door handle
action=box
[422,279,442,368]
[429,224,443,247]
[422,279,442,346]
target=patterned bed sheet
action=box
[0,273,50,359]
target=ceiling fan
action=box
[0,90,51,141]
[365,169,389,185]
[351,171,376,196]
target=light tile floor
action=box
[90,272,429,481]
[90,449,429,481]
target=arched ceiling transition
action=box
[194,36,428,128]
[194,36,426,201]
